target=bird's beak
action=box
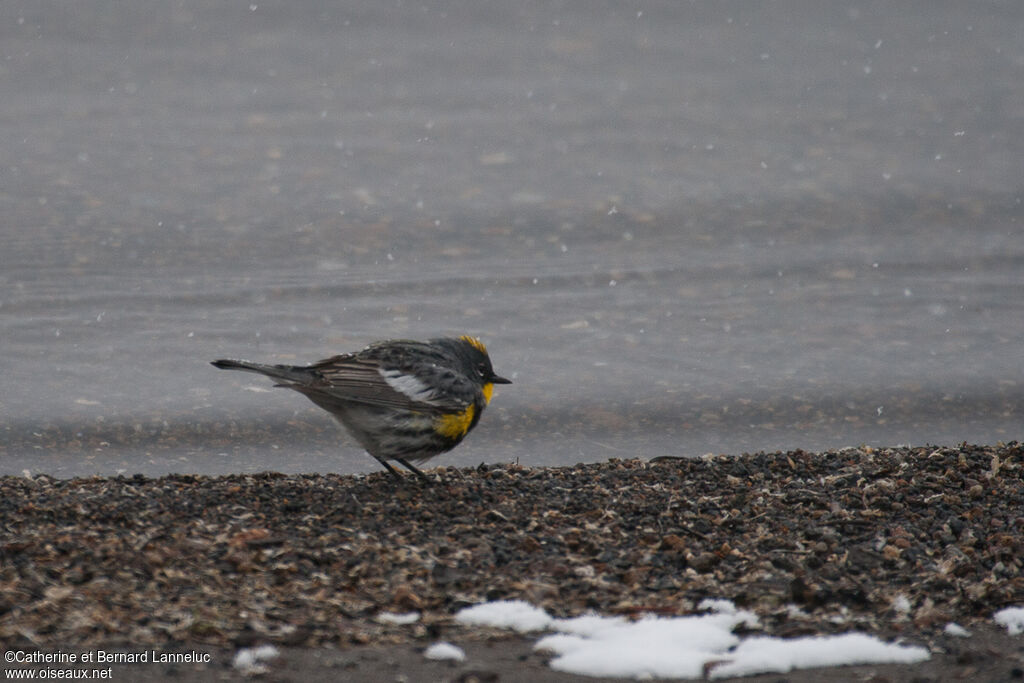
[491,375,512,384]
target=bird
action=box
[211,335,510,481]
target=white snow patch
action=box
[455,599,553,633]
[785,604,810,619]
[537,611,756,680]
[424,642,466,662]
[891,594,912,614]
[943,623,971,637]
[232,644,280,675]
[377,611,421,625]
[456,600,930,680]
[994,606,1024,635]
[709,633,929,679]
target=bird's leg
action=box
[395,458,434,485]
[372,456,405,481]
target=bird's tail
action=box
[210,359,313,385]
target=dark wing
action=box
[300,354,475,412]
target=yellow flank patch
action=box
[481,382,494,405]
[436,405,476,439]
[459,335,488,354]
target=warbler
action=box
[211,335,510,481]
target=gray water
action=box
[2,1,1021,477]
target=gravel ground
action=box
[1,443,1022,681]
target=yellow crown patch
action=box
[459,335,488,354]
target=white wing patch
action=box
[380,368,441,404]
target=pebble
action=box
[0,443,1020,650]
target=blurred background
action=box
[1,1,1021,476]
